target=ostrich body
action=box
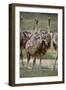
[25,30,51,67]
[53,33,58,50]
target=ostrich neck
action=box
[48,19,51,33]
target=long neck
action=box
[35,19,38,32]
[48,18,51,33]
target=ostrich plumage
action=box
[25,30,51,67]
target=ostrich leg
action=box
[53,49,58,70]
[33,56,36,68]
[20,49,24,66]
[40,54,42,65]
[27,52,31,68]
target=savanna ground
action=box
[20,12,58,78]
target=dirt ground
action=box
[20,59,58,78]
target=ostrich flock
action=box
[20,17,58,69]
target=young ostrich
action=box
[25,18,51,68]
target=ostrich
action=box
[20,31,32,66]
[25,17,52,68]
[20,18,39,66]
[52,32,58,69]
